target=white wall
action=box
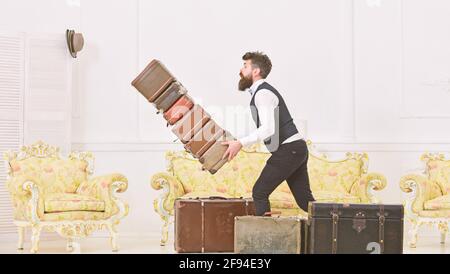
[1,0,450,240]
[136,0,355,143]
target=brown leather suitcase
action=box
[234,215,307,254]
[171,104,211,144]
[163,95,194,125]
[198,131,235,174]
[183,119,224,158]
[174,197,255,253]
[153,81,187,113]
[306,202,404,254]
[131,59,175,102]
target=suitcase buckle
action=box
[352,212,366,233]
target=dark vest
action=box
[250,82,299,152]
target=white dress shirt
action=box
[239,79,303,147]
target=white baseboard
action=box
[0,230,165,243]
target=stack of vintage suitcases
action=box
[131,60,404,254]
[131,59,235,174]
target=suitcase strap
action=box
[245,199,250,215]
[201,201,205,253]
[378,205,385,254]
[331,205,339,254]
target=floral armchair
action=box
[3,141,129,253]
[400,153,450,248]
[151,140,387,245]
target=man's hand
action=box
[222,140,243,162]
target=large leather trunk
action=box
[234,216,307,254]
[307,202,404,254]
[198,131,235,174]
[174,197,255,253]
[184,119,224,158]
[163,95,194,125]
[153,81,186,113]
[171,104,211,144]
[131,59,175,102]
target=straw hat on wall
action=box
[66,29,84,58]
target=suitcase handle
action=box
[264,211,282,217]
[209,196,228,200]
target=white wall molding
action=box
[399,0,450,119]
[72,141,450,153]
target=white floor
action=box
[0,234,449,254]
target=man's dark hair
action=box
[242,51,272,79]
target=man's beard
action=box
[238,72,253,91]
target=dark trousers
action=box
[252,139,315,216]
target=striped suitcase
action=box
[131,59,175,102]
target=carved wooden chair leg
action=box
[30,225,42,254]
[17,226,25,250]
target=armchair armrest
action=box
[350,172,387,203]
[151,172,185,217]
[77,173,129,218]
[79,173,128,196]
[6,174,36,197]
[399,174,443,214]
[6,176,45,222]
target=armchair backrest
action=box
[166,147,269,196]
[4,141,93,194]
[307,152,366,193]
[422,153,450,195]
